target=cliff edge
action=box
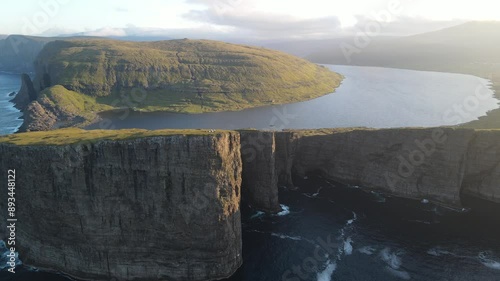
[0,130,242,281]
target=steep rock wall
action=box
[11,73,37,111]
[462,131,500,203]
[277,128,500,207]
[0,133,242,281]
[239,131,280,213]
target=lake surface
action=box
[88,65,499,131]
[0,73,22,134]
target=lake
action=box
[87,65,499,131]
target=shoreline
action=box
[0,74,23,134]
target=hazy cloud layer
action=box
[182,0,468,39]
[347,16,466,36]
[33,0,473,41]
[184,0,342,39]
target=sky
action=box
[0,0,499,40]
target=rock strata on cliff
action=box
[279,128,500,207]
[2,127,500,281]
[240,131,281,213]
[0,133,242,281]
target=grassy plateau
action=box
[34,38,342,116]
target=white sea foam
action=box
[380,248,403,269]
[303,187,323,198]
[358,246,377,255]
[343,237,353,255]
[346,212,357,225]
[316,260,337,281]
[427,247,452,257]
[380,248,411,279]
[386,266,411,280]
[250,211,265,219]
[276,204,290,216]
[0,240,22,270]
[479,252,500,270]
[271,233,303,241]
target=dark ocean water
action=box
[0,73,22,134]
[2,175,500,281]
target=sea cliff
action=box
[0,131,242,281]
[1,127,500,280]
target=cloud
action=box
[344,16,467,36]
[182,0,470,39]
[81,27,129,37]
[184,0,342,39]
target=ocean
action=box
[0,73,22,134]
[2,175,500,280]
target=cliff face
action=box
[277,128,500,207]
[240,131,281,213]
[1,128,500,280]
[0,133,242,281]
[462,131,500,203]
[11,74,37,111]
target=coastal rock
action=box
[0,133,243,281]
[18,100,57,132]
[11,73,37,111]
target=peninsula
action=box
[12,38,342,131]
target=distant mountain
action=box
[306,21,500,75]
[304,21,500,129]
[0,35,53,72]
[0,35,98,73]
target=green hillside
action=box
[0,128,226,146]
[33,39,342,114]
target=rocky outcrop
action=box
[0,133,242,281]
[240,131,280,213]
[11,73,37,111]
[17,100,58,132]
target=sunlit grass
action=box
[0,128,230,146]
[39,39,342,115]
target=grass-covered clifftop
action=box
[0,128,229,145]
[33,38,341,114]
